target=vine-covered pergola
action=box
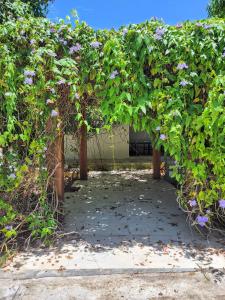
[0,15,225,247]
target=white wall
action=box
[65,125,129,162]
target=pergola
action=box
[53,121,162,203]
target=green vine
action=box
[0,16,225,252]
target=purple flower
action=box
[24,70,36,77]
[196,215,209,227]
[222,52,225,58]
[204,24,212,29]
[196,22,203,27]
[180,80,189,87]
[69,43,82,54]
[90,41,102,49]
[59,38,68,45]
[24,77,33,85]
[30,39,35,45]
[189,199,197,207]
[160,134,167,141]
[154,34,163,40]
[51,110,58,117]
[122,28,128,36]
[154,27,166,40]
[9,173,16,179]
[57,79,66,85]
[176,23,183,28]
[156,27,166,36]
[109,70,119,79]
[5,225,12,230]
[177,63,188,70]
[50,27,56,33]
[219,199,225,209]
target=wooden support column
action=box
[80,101,88,180]
[153,148,161,179]
[54,132,64,201]
[46,118,65,202]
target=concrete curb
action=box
[1,267,224,280]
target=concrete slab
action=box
[1,171,225,280]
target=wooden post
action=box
[46,118,65,202]
[153,148,161,179]
[55,132,64,201]
[80,101,88,180]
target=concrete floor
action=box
[1,170,225,299]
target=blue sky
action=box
[48,0,209,29]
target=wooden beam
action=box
[153,148,161,179]
[80,102,88,180]
[46,117,65,202]
[54,132,64,201]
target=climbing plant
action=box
[0,15,225,253]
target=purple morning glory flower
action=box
[196,22,203,27]
[5,225,12,230]
[57,79,66,85]
[189,199,197,207]
[177,63,188,70]
[90,41,102,49]
[109,70,119,79]
[156,27,166,36]
[51,110,58,117]
[9,173,16,179]
[30,39,35,45]
[122,28,128,36]
[59,39,68,45]
[69,43,82,54]
[50,27,56,33]
[160,134,167,141]
[196,215,209,227]
[24,77,33,85]
[204,24,212,29]
[24,70,35,77]
[180,80,189,87]
[176,23,183,28]
[154,27,166,40]
[219,199,225,209]
[154,34,163,40]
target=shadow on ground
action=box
[2,170,225,274]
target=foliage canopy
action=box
[208,0,225,18]
[0,15,225,250]
[0,0,53,23]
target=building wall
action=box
[65,125,130,162]
[129,127,150,143]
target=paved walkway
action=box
[1,170,225,299]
